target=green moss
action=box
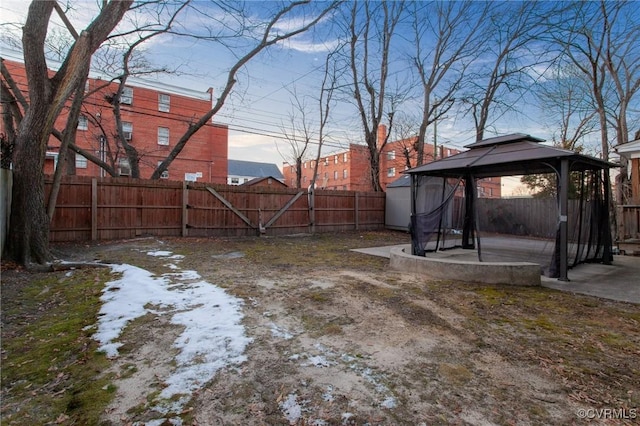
[1,268,116,425]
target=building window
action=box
[158,127,170,145]
[76,155,87,169]
[158,93,170,112]
[343,153,348,162]
[334,170,338,180]
[343,169,348,179]
[334,155,338,164]
[118,158,131,176]
[303,176,307,183]
[324,172,328,179]
[387,167,396,177]
[324,158,329,166]
[120,86,133,104]
[304,162,307,169]
[291,166,295,173]
[84,80,90,93]
[387,150,395,160]
[77,115,88,131]
[231,177,239,184]
[122,121,133,140]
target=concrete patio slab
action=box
[351,245,640,304]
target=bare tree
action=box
[461,2,559,142]
[277,87,314,189]
[556,1,639,203]
[344,0,404,192]
[410,1,488,165]
[151,1,341,180]
[5,0,132,267]
[537,63,598,151]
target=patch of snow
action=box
[147,250,173,257]
[380,396,397,409]
[163,270,201,281]
[302,355,333,368]
[270,323,294,340]
[93,249,252,421]
[322,385,334,402]
[280,393,302,424]
[341,412,355,424]
[165,263,179,270]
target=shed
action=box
[405,133,616,281]
[385,175,411,231]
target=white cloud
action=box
[228,133,285,168]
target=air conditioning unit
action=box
[119,165,131,176]
[123,131,132,140]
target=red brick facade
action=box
[283,126,502,197]
[2,58,228,183]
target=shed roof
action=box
[228,159,284,179]
[406,133,615,178]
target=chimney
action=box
[377,124,387,149]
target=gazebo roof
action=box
[406,133,615,178]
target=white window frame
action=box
[387,167,396,177]
[76,154,87,169]
[158,127,170,146]
[343,153,348,162]
[334,170,338,180]
[122,121,133,140]
[387,150,395,160]
[77,115,88,131]
[158,93,170,112]
[118,158,131,176]
[120,86,133,104]
[343,169,348,179]
[334,155,338,164]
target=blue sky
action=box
[2,1,634,195]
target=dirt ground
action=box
[4,231,640,425]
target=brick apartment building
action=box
[2,54,228,183]
[283,125,502,197]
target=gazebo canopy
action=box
[406,133,615,178]
[404,133,615,281]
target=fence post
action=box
[182,181,188,237]
[91,178,97,241]
[355,192,359,230]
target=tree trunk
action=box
[7,109,52,264]
[6,0,132,266]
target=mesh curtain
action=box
[410,168,612,277]
[410,175,466,256]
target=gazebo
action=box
[405,133,616,281]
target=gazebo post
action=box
[559,159,569,281]
[410,173,417,256]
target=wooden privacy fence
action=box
[45,175,385,242]
[617,205,640,241]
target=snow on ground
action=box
[93,250,251,419]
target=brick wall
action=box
[3,59,228,184]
